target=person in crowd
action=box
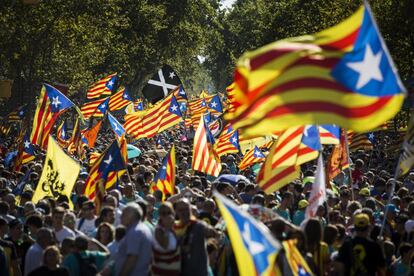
[52,207,75,244]
[335,213,386,275]
[152,201,180,275]
[75,201,96,237]
[95,222,114,246]
[174,198,217,276]
[114,203,153,276]
[28,245,69,276]
[24,227,54,276]
[62,235,109,276]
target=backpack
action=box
[74,252,98,276]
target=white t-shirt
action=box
[76,217,96,237]
[55,226,76,244]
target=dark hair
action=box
[0,201,9,215]
[26,215,43,228]
[136,200,148,220]
[115,226,126,241]
[323,224,338,245]
[304,219,322,254]
[75,236,89,251]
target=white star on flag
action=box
[242,221,265,256]
[61,129,66,138]
[254,150,261,156]
[101,104,106,109]
[104,155,113,165]
[24,140,30,148]
[368,133,374,140]
[169,71,176,79]
[51,96,61,109]
[346,44,383,89]
[231,137,238,144]
[162,166,167,170]
[171,105,178,112]
[107,79,114,87]
[303,125,312,137]
[210,101,218,108]
[113,123,119,131]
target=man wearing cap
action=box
[334,213,386,275]
[293,200,308,226]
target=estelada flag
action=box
[32,136,80,208]
[227,4,406,136]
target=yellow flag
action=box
[32,136,80,208]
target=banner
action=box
[32,136,80,208]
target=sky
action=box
[221,0,236,9]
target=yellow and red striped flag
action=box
[214,129,240,157]
[124,94,182,139]
[31,84,75,149]
[327,129,349,182]
[192,116,221,176]
[238,145,266,171]
[109,87,132,111]
[257,127,304,194]
[348,131,373,152]
[83,141,126,201]
[227,5,405,136]
[87,73,117,99]
[150,145,176,200]
[80,97,108,119]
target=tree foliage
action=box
[0,0,413,109]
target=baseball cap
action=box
[385,204,399,214]
[354,213,369,230]
[298,200,309,209]
[359,187,370,197]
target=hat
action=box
[359,187,370,197]
[298,200,309,209]
[303,176,314,185]
[385,204,399,214]
[354,213,369,229]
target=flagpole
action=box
[343,129,355,201]
[379,161,400,238]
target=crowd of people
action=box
[0,121,413,276]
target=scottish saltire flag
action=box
[108,113,125,139]
[87,73,117,99]
[227,4,405,136]
[214,192,280,276]
[31,84,75,149]
[150,145,176,200]
[319,125,340,144]
[239,146,265,171]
